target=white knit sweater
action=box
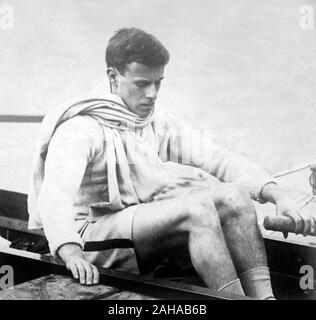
[28,94,275,256]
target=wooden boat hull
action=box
[0,189,315,300]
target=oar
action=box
[263,215,316,236]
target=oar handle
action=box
[263,216,316,236]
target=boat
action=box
[1,165,316,300]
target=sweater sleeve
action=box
[159,111,276,202]
[201,143,276,202]
[36,116,101,256]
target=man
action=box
[28,28,314,299]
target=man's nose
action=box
[145,83,157,100]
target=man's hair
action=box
[106,28,170,74]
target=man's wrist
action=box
[260,182,288,204]
[57,243,83,263]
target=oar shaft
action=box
[264,216,316,236]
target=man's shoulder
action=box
[53,115,104,147]
[57,115,103,136]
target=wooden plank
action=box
[0,274,150,300]
[0,248,249,300]
[0,216,44,236]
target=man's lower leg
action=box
[188,223,245,296]
[217,195,275,299]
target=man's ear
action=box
[107,67,118,88]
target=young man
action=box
[28,28,314,299]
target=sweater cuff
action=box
[252,181,277,204]
[48,234,84,258]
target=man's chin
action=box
[137,105,154,118]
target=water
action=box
[0,0,316,192]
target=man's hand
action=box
[58,243,100,285]
[275,196,315,236]
[261,183,316,236]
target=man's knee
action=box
[217,184,256,221]
[180,191,221,232]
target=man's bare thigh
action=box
[133,198,190,263]
[132,180,218,261]
[132,179,251,265]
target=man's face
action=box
[110,62,165,118]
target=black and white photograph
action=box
[0,0,316,306]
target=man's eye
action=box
[136,82,149,88]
